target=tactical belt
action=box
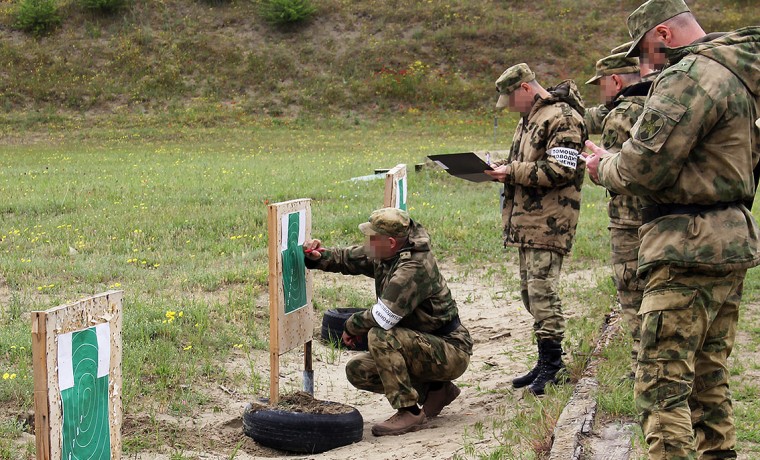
[432,316,461,336]
[641,202,738,224]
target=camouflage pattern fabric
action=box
[585,104,609,135]
[518,248,566,340]
[598,27,760,274]
[499,80,588,255]
[602,82,649,228]
[345,326,470,409]
[306,219,473,408]
[636,265,745,459]
[308,220,473,354]
[597,26,760,459]
[610,227,644,359]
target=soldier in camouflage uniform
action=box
[584,0,760,457]
[303,207,473,436]
[586,52,651,376]
[485,63,587,396]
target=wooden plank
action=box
[32,312,51,460]
[383,164,407,209]
[267,201,281,404]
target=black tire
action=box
[243,402,364,453]
[321,308,369,351]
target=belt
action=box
[432,316,461,336]
[641,202,738,224]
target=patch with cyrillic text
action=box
[548,147,579,169]
[371,298,402,330]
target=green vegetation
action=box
[12,0,60,35]
[258,0,316,26]
[0,0,757,122]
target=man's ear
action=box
[520,82,531,92]
[611,74,623,92]
[653,24,673,46]
[388,237,398,249]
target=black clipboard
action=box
[427,152,495,183]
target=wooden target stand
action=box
[267,199,314,404]
[384,164,408,210]
[31,290,123,460]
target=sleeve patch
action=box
[548,147,579,169]
[636,111,665,142]
[371,298,402,330]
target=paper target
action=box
[58,323,111,460]
[281,210,307,314]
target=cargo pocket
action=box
[638,288,697,362]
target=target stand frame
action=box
[383,164,407,210]
[267,199,314,405]
[31,290,123,460]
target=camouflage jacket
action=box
[500,80,588,254]
[601,81,651,228]
[585,104,609,136]
[306,221,473,354]
[598,26,760,273]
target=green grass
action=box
[2,113,760,457]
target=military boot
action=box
[526,339,566,396]
[512,341,543,389]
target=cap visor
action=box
[625,36,643,58]
[495,93,510,109]
[585,75,601,85]
[358,222,377,236]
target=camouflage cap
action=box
[626,0,690,57]
[610,41,633,54]
[358,207,411,238]
[495,63,535,109]
[585,52,640,85]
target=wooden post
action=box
[384,164,408,210]
[267,199,313,404]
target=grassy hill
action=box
[1,0,758,127]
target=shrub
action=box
[78,0,126,13]
[259,0,316,26]
[14,0,61,35]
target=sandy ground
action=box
[127,261,566,460]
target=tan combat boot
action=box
[423,382,461,418]
[371,409,427,436]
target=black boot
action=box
[526,339,566,396]
[512,341,543,389]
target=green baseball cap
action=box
[359,208,411,238]
[626,0,690,57]
[586,52,640,85]
[495,63,535,109]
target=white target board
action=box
[32,291,123,460]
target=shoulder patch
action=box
[668,58,695,74]
[636,111,665,142]
[399,251,411,261]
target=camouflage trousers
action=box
[609,227,645,361]
[636,264,746,460]
[518,248,565,341]
[345,326,470,409]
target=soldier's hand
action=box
[484,164,511,183]
[303,239,325,260]
[581,140,610,185]
[341,331,358,348]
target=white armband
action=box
[371,298,402,330]
[548,147,579,169]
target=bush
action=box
[259,0,316,26]
[14,0,61,35]
[78,0,126,13]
